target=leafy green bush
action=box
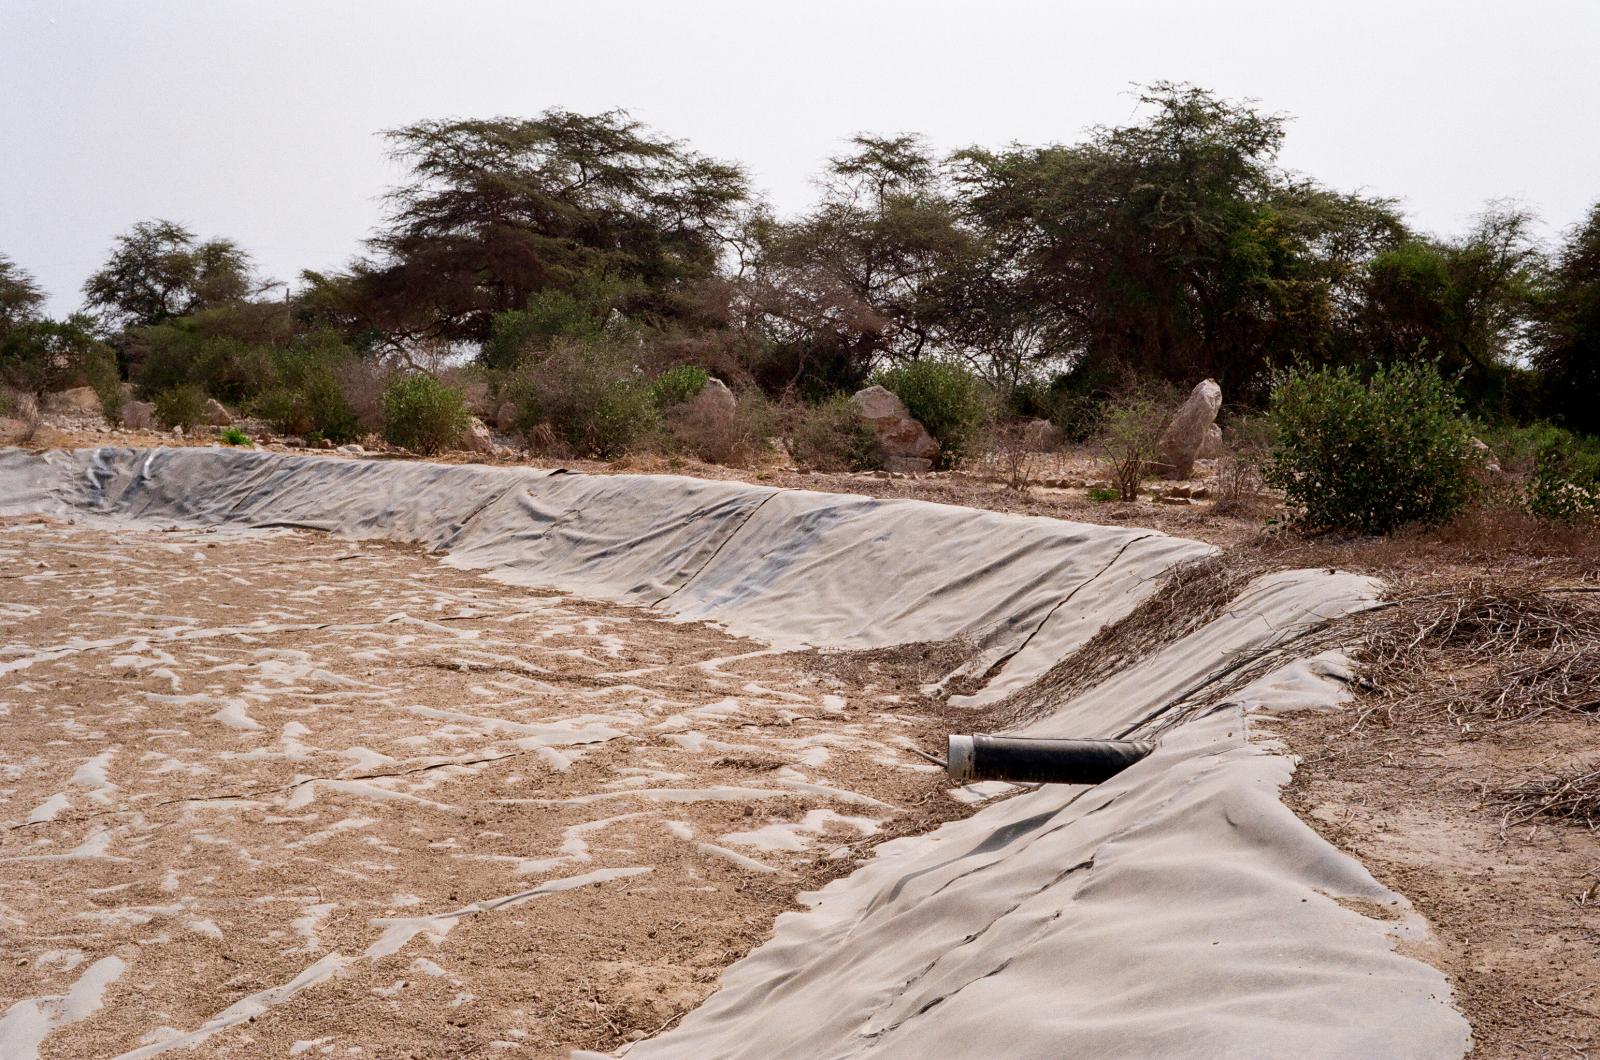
[0,317,121,419]
[381,373,469,455]
[1526,431,1600,522]
[505,345,659,458]
[219,426,251,446]
[872,359,988,464]
[254,373,359,443]
[1263,361,1479,534]
[1088,486,1121,502]
[480,277,636,371]
[154,384,210,432]
[650,364,710,410]
[787,396,882,472]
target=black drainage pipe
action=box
[946,734,1154,785]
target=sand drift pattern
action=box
[0,520,959,1056]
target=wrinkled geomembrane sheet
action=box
[0,447,1469,1058]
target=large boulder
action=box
[1157,379,1223,479]
[121,400,156,430]
[202,398,232,426]
[42,386,102,416]
[851,385,939,474]
[1196,423,1224,460]
[459,416,496,455]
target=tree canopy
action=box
[338,110,750,349]
[1534,203,1600,435]
[82,220,255,331]
[8,92,1598,441]
[0,254,47,340]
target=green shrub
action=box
[219,426,251,446]
[650,364,710,410]
[254,373,360,443]
[381,373,469,455]
[136,331,276,405]
[505,344,659,458]
[871,359,988,464]
[1263,361,1479,534]
[480,277,634,371]
[154,384,210,432]
[787,396,882,472]
[1094,392,1171,502]
[1526,431,1600,522]
[1088,486,1121,502]
[0,317,120,412]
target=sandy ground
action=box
[0,517,985,1058]
[1279,689,1600,1058]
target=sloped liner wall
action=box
[0,448,1469,1057]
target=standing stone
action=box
[850,385,939,474]
[202,398,232,426]
[1157,379,1223,479]
[1196,423,1224,460]
[121,400,156,430]
[459,415,495,454]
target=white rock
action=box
[850,385,938,474]
[202,398,231,426]
[42,386,102,415]
[1157,380,1223,479]
[458,416,495,455]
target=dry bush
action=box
[785,396,881,472]
[1495,766,1600,830]
[332,359,391,434]
[975,421,1039,491]
[1212,415,1274,515]
[0,387,41,443]
[664,391,777,467]
[1094,388,1175,501]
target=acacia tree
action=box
[739,135,971,393]
[0,254,47,343]
[82,220,255,332]
[954,83,1405,396]
[1354,204,1545,415]
[345,110,750,350]
[1533,202,1600,435]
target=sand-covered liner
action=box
[1,447,1470,1057]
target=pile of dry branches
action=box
[1354,580,1600,728]
[1495,767,1600,831]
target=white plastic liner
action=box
[0,447,1469,1057]
[0,448,1215,682]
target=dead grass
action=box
[994,552,1279,729]
[1496,765,1600,831]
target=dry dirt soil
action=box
[1279,708,1600,1059]
[0,517,983,1058]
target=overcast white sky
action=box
[4,0,1598,315]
